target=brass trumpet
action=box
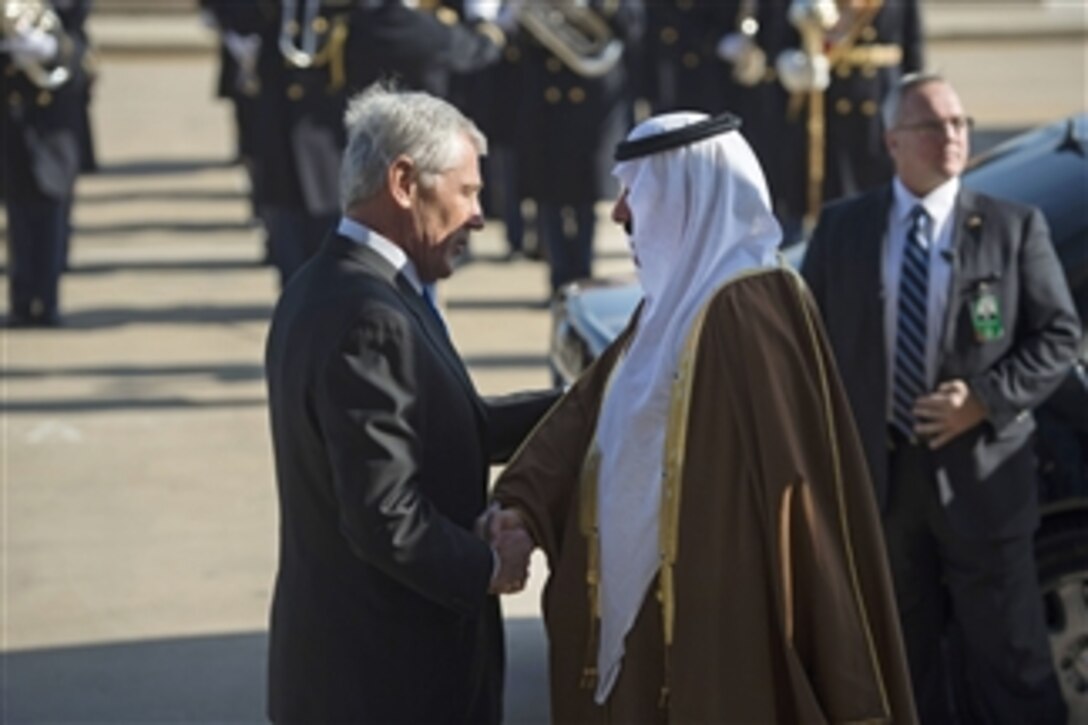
[517,0,623,78]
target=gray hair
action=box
[339,83,487,211]
[881,71,948,131]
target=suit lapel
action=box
[939,190,984,361]
[332,234,488,424]
[860,189,892,378]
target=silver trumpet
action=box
[2,0,70,89]
[517,0,623,78]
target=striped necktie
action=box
[891,205,930,438]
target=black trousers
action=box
[882,433,1065,724]
[6,193,70,322]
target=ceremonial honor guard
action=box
[514,0,644,295]
[247,0,504,287]
[1,0,91,326]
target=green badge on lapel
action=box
[969,284,1004,342]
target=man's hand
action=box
[913,379,988,449]
[476,504,534,595]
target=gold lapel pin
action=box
[967,215,983,229]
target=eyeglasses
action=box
[896,115,975,136]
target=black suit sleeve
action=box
[968,208,1081,429]
[800,207,834,312]
[316,304,493,617]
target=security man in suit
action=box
[515,0,644,295]
[802,73,1079,723]
[1,0,90,326]
[264,84,558,722]
[240,0,505,287]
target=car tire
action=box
[1037,506,1088,722]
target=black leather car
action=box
[549,113,1088,719]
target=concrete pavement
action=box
[1,17,1086,725]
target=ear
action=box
[883,127,899,156]
[387,156,417,210]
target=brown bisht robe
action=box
[494,267,917,723]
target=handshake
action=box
[476,503,535,596]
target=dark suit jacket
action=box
[264,233,557,722]
[802,185,1081,538]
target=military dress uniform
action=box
[778,0,924,229]
[1,0,91,326]
[515,0,644,294]
[641,0,734,115]
[247,0,503,287]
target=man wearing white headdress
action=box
[488,111,917,723]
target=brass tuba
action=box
[517,0,623,78]
[2,0,70,89]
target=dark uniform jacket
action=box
[802,186,1081,538]
[234,0,501,216]
[515,0,643,205]
[264,233,557,722]
[1,0,91,200]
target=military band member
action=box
[514,0,644,295]
[1,0,91,327]
[775,0,924,232]
[243,0,505,287]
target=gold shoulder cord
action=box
[312,13,350,92]
[786,269,891,718]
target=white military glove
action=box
[463,0,501,22]
[223,30,261,66]
[775,49,830,93]
[2,22,59,67]
[716,31,767,86]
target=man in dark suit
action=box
[802,73,1079,723]
[264,84,558,723]
[1,0,91,326]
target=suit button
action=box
[835,98,852,115]
[546,57,563,73]
[7,90,21,108]
[568,86,586,104]
[862,65,878,78]
[505,46,521,62]
[861,26,878,42]
[836,64,852,78]
[36,90,52,107]
[860,99,878,116]
[682,52,699,69]
[287,83,305,101]
[311,15,329,33]
[544,86,561,104]
[660,26,678,45]
[284,19,300,35]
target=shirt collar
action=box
[892,175,960,224]
[337,216,425,294]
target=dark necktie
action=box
[891,205,930,437]
[421,285,447,335]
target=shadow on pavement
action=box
[73,220,256,237]
[65,259,266,276]
[1,618,549,724]
[23,303,274,330]
[1,363,264,383]
[2,395,266,414]
[96,158,238,176]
